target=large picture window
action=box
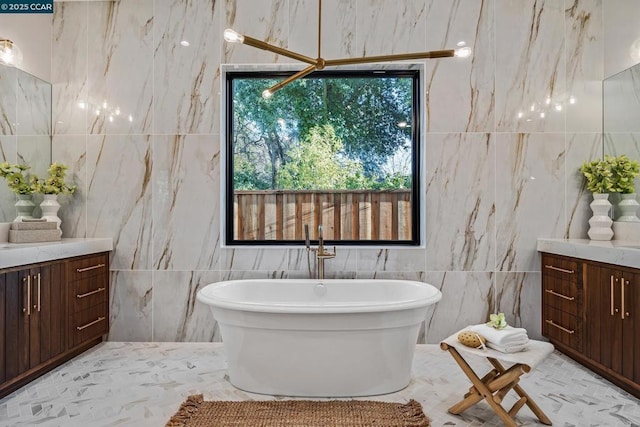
[225,69,421,246]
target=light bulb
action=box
[0,39,23,66]
[180,40,190,47]
[454,46,472,58]
[224,29,244,43]
[262,89,273,99]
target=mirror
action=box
[0,64,52,222]
[603,61,640,171]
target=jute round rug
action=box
[166,395,430,426]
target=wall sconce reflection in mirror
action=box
[0,39,23,67]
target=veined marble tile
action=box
[355,0,427,56]
[152,135,221,271]
[108,270,153,342]
[0,136,17,222]
[224,0,288,64]
[355,271,426,281]
[51,135,87,238]
[496,133,566,272]
[220,270,288,281]
[16,136,50,177]
[422,271,494,344]
[152,271,222,342]
[603,0,640,77]
[154,0,221,135]
[496,0,566,132]
[52,1,88,136]
[220,247,289,271]
[15,72,50,136]
[357,248,426,272]
[86,135,152,270]
[0,65,16,136]
[495,271,542,340]
[87,0,153,134]
[425,133,495,271]
[565,0,603,133]
[566,133,602,239]
[289,0,355,60]
[423,0,494,132]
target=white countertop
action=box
[0,238,113,270]
[537,238,640,269]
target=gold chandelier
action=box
[224,0,471,98]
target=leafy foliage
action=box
[580,155,640,194]
[231,73,414,190]
[35,162,76,195]
[0,162,38,195]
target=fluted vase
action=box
[14,194,35,222]
[40,194,62,236]
[588,193,613,241]
[616,193,640,222]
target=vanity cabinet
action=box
[584,263,640,388]
[541,252,640,398]
[0,252,109,398]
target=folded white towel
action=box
[468,324,529,346]
[486,341,529,353]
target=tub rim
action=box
[196,278,442,314]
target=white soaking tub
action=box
[197,279,442,397]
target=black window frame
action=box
[225,69,421,246]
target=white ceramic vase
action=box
[14,194,35,222]
[40,194,62,236]
[616,193,640,222]
[588,193,613,240]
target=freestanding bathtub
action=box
[197,279,442,397]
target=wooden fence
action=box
[233,189,413,241]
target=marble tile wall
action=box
[50,0,607,344]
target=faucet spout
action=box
[304,224,336,280]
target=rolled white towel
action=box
[486,341,529,353]
[468,324,529,346]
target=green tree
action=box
[232,73,414,189]
[276,125,369,190]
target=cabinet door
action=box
[3,269,31,379]
[30,263,66,366]
[586,264,620,368]
[621,271,640,383]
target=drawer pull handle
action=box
[545,289,575,301]
[77,316,105,331]
[76,263,106,273]
[544,265,574,274]
[545,319,574,334]
[76,287,106,299]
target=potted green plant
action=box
[579,158,614,240]
[0,162,38,221]
[34,163,76,235]
[607,154,640,222]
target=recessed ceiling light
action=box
[180,40,190,47]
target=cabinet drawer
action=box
[72,278,107,312]
[70,304,108,348]
[68,254,108,281]
[542,254,578,283]
[543,305,581,352]
[543,277,579,316]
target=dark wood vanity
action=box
[0,251,110,399]
[542,251,640,398]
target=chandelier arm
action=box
[265,64,318,96]
[242,34,318,65]
[318,0,322,59]
[324,49,455,67]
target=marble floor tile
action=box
[1,342,639,426]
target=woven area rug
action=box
[166,395,430,427]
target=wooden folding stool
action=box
[440,332,554,426]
